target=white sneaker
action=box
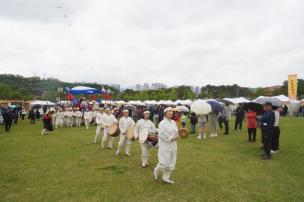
[115,150,119,156]
[214,133,218,137]
[271,150,278,154]
[163,179,174,184]
[197,135,202,139]
[153,167,158,180]
[125,153,131,157]
[210,133,215,137]
[203,134,207,139]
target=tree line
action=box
[0,74,303,101]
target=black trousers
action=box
[218,117,223,129]
[247,128,256,141]
[272,126,280,151]
[263,132,273,156]
[30,119,35,124]
[234,118,243,130]
[224,120,229,134]
[4,121,12,132]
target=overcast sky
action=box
[0,0,303,88]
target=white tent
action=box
[115,100,126,105]
[30,100,55,106]
[127,100,145,106]
[158,100,175,105]
[273,95,290,103]
[144,100,158,105]
[102,100,116,105]
[175,99,192,105]
[224,97,250,104]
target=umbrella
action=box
[206,100,224,113]
[176,105,190,113]
[253,97,283,107]
[243,102,264,115]
[216,99,234,105]
[190,100,212,115]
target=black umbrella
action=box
[206,100,224,113]
[216,99,234,105]
[243,102,264,115]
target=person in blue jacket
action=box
[260,102,275,160]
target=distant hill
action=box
[0,74,117,101]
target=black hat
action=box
[264,102,272,106]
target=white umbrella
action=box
[176,105,190,112]
[115,100,126,105]
[190,99,212,115]
[253,97,283,107]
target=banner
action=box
[288,74,298,99]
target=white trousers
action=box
[85,119,91,129]
[94,125,103,143]
[141,143,150,165]
[75,117,82,127]
[55,119,63,128]
[156,149,177,180]
[117,133,131,154]
[102,128,114,148]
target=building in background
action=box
[136,84,142,91]
[151,83,167,90]
[143,83,149,90]
[195,86,201,96]
[110,84,121,92]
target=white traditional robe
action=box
[67,111,75,127]
[55,111,63,128]
[155,118,179,181]
[75,110,82,127]
[101,113,118,148]
[84,111,93,129]
[94,112,105,143]
[117,116,135,155]
[134,119,157,166]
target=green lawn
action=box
[0,117,303,202]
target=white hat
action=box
[143,111,150,114]
[164,107,173,113]
[123,109,129,113]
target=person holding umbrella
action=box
[260,102,275,160]
[223,104,231,135]
[190,100,212,139]
[246,109,257,142]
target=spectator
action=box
[246,109,257,142]
[189,112,198,134]
[28,108,36,124]
[2,109,13,132]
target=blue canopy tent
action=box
[69,86,102,95]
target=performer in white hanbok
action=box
[101,108,118,149]
[154,107,179,184]
[84,109,93,130]
[55,109,64,129]
[134,111,158,167]
[75,108,82,127]
[116,109,135,156]
[67,108,74,127]
[94,108,105,144]
[92,108,99,125]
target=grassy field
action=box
[0,117,303,202]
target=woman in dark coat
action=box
[41,111,53,135]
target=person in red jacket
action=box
[246,109,257,142]
[41,110,54,135]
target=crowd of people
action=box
[0,97,293,183]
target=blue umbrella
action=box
[207,100,224,113]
